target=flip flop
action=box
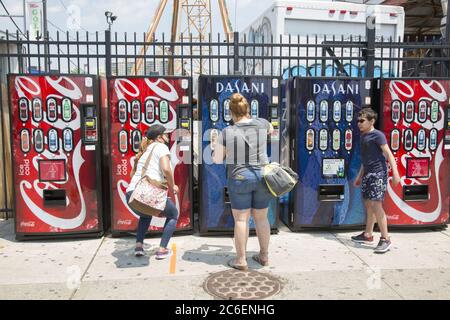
[227,259,249,271]
[252,254,269,266]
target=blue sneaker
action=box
[155,249,172,260]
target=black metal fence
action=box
[1,29,450,218]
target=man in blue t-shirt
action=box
[352,108,400,253]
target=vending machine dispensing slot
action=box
[403,185,429,201]
[81,104,98,145]
[43,190,67,207]
[318,184,345,201]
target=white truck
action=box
[239,0,405,78]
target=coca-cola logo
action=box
[20,221,35,227]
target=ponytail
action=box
[131,137,151,177]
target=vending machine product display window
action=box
[406,157,430,179]
[38,159,67,182]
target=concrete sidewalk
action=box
[0,218,449,300]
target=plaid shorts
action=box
[361,171,388,201]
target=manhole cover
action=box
[203,269,282,300]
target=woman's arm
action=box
[160,155,177,192]
[381,144,400,186]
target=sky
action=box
[0,0,272,37]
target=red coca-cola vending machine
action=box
[378,78,450,227]
[8,74,104,240]
[103,77,193,236]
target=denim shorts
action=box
[361,171,388,201]
[227,167,273,210]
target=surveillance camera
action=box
[111,16,117,22]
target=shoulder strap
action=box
[142,143,158,173]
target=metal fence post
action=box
[365,15,375,78]
[233,31,239,75]
[105,30,112,77]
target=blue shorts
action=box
[361,171,388,201]
[227,167,274,210]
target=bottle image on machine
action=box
[132,130,142,153]
[32,98,42,122]
[131,100,141,123]
[34,129,44,153]
[306,129,315,151]
[319,129,328,151]
[430,100,439,123]
[210,99,219,122]
[319,100,328,123]
[47,98,58,122]
[306,100,315,122]
[210,129,219,151]
[145,100,155,123]
[391,129,400,151]
[429,128,438,151]
[159,100,169,123]
[404,129,414,151]
[391,100,401,123]
[345,101,354,122]
[333,101,341,122]
[20,129,30,153]
[62,98,72,122]
[251,100,259,119]
[223,99,232,122]
[118,100,128,123]
[332,129,340,151]
[63,129,73,152]
[418,100,427,123]
[344,129,353,151]
[417,129,426,151]
[19,98,29,122]
[48,129,58,153]
[405,101,415,123]
[119,130,128,153]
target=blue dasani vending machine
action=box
[281,77,373,230]
[198,76,281,234]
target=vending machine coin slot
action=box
[319,100,328,123]
[306,100,315,122]
[62,97,72,122]
[43,189,67,207]
[48,129,59,153]
[119,130,128,153]
[62,128,73,153]
[131,100,141,124]
[34,129,44,153]
[46,98,58,122]
[118,99,128,123]
[251,99,259,119]
[145,99,155,123]
[81,104,98,145]
[32,98,43,122]
[19,98,29,122]
[405,101,415,123]
[159,100,170,123]
[223,99,232,123]
[430,101,439,123]
[210,99,219,123]
[333,101,341,122]
[391,100,401,123]
[20,129,30,153]
[403,185,429,202]
[318,184,345,201]
[418,100,427,123]
[177,105,191,130]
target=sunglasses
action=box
[357,119,367,123]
